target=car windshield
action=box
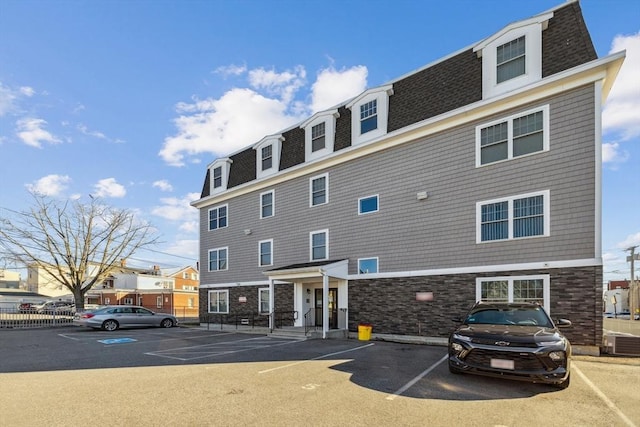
[465,307,553,327]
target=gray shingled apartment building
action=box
[191,0,624,352]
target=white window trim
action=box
[476,190,550,243]
[208,158,233,195]
[346,84,394,145]
[208,247,229,272]
[123,297,133,305]
[309,229,329,261]
[474,14,551,99]
[475,105,549,167]
[358,194,379,215]
[309,173,329,207]
[475,275,550,314]
[156,296,162,308]
[301,109,339,162]
[258,239,273,267]
[253,135,284,179]
[357,257,379,274]
[258,287,270,314]
[208,204,229,231]
[208,289,229,314]
[260,190,275,219]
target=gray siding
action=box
[200,84,596,284]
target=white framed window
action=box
[358,195,379,215]
[253,135,283,179]
[208,290,229,313]
[104,297,110,305]
[208,158,233,194]
[260,190,274,219]
[156,296,162,308]
[258,288,270,314]
[473,14,551,99]
[258,239,273,267]
[358,257,378,274]
[208,204,228,231]
[476,190,550,243]
[310,230,328,261]
[309,173,328,207]
[476,275,550,313]
[188,298,194,308]
[123,297,133,305]
[346,84,394,145]
[208,247,228,271]
[301,110,339,162]
[476,105,549,167]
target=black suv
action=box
[449,302,571,389]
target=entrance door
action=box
[315,288,338,329]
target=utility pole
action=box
[627,246,639,322]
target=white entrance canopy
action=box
[263,260,348,338]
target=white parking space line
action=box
[573,364,637,427]
[146,336,301,361]
[258,343,375,374]
[385,354,448,401]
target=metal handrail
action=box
[304,308,314,336]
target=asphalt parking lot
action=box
[0,326,638,427]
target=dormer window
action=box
[311,122,325,152]
[253,135,284,179]
[474,12,552,99]
[360,99,378,134]
[346,84,393,145]
[208,158,232,195]
[261,145,272,170]
[301,109,339,162]
[496,36,526,83]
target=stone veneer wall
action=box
[348,266,602,347]
[198,284,294,323]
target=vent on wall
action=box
[604,335,640,356]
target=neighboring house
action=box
[608,280,630,290]
[0,269,22,289]
[26,263,74,298]
[191,1,624,351]
[85,264,199,317]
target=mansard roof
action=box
[199,1,597,200]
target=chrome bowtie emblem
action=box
[495,341,510,346]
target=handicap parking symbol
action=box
[98,338,137,344]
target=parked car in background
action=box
[18,302,40,313]
[35,301,75,315]
[449,302,572,389]
[74,305,178,331]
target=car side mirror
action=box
[556,318,571,328]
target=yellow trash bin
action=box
[358,323,372,341]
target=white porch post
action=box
[269,279,275,332]
[322,272,328,339]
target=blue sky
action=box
[1,0,638,283]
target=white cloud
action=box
[152,180,173,192]
[19,86,35,97]
[151,192,200,222]
[179,221,198,233]
[77,123,107,140]
[248,66,306,104]
[160,64,370,167]
[603,32,640,140]
[214,64,247,77]
[602,142,629,165]
[160,88,300,166]
[25,174,71,196]
[310,65,368,113]
[93,178,126,198]
[15,117,62,148]
[617,232,640,250]
[0,83,17,116]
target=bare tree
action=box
[0,193,160,310]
